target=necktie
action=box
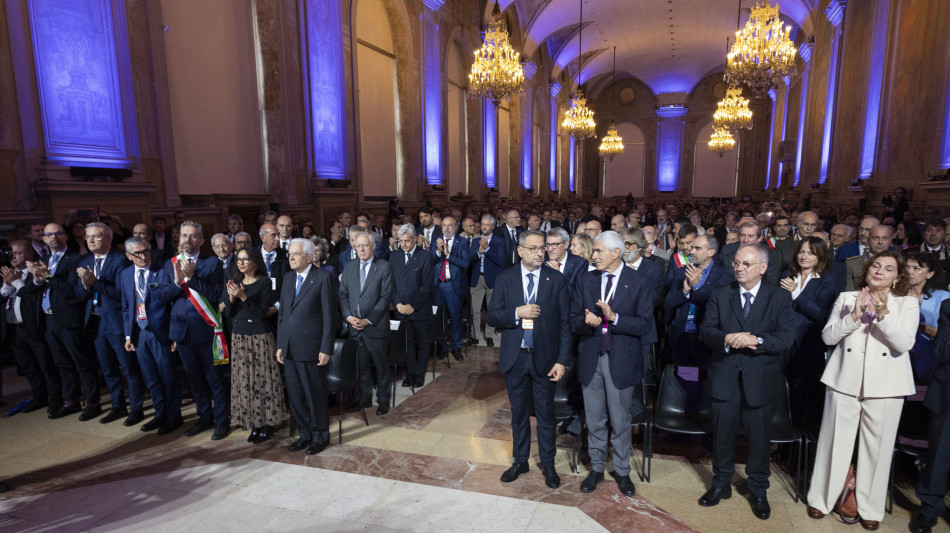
[742,291,753,319]
[360,261,369,291]
[42,253,61,314]
[94,257,104,278]
[601,273,614,352]
[265,252,274,276]
[295,273,303,296]
[405,252,410,265]
[282,242,288,251]
[510,229,517,262]
[439,240,451,281]
[524,273,535,349]
[137,269,147,329]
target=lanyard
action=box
[136,269,148,302]
[601,271,619,303]
[523,271,539,304]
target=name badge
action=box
[601,324,609,335]
[137,302,147,320]
[522,318,534,330]
[270,277,277,291]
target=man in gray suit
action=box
[340,232,395,415]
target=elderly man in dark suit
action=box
[340,232,395,415]
[487,229,572,489]
[432,216,471,361]
[716,221,782,285]
[121,237,183,434]
[571,230,654,497]
[622,227,664,382]
[545,227,587,288]
[277,238,336,455]
[470,215,505,347]
[160,221,229,440]
[391,224,434,387]
[494,209,523,269]
[698,243,797,520]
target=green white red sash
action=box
[174,254,229,365]
[766,237,777,250]
[672,251,690,269]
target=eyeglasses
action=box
[43,231,65,237]
[235,257,252,263]
[732,260,765,270]
[126,251,147,258]
[544,242,565,248]
[519,246,545,253]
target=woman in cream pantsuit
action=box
[806,251,918,531]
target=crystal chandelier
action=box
[562,0,595,139]
[467,1,525,106]
[599,121,624,160]
[724,1,797,93]
[708,126,736,156]
[714,86,753,132]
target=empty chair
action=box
[429,306,449,377]
[388,319,412,406]
[770,377,807,502]
[652,364,710,436]
[326,338,369,444]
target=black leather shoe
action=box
[414,375,425,387]
[184,419,214,437]
[376,404,390,415]
[698,485,732,507]
[486,337,494,347]
[250,426,272,444]
[288,439,311,452]
[580,470,605,493]
[157,417,184,435]
[346,402,371,413]
[401,378,413,387]
[451,349,463,362]
[248,428,261,442]
[909,513,938,533]
[617,474,636,496]
[542,465,560,489]
[0,482,10,493]
[500,462,529,483]
[210,422,231,441]
[123,410,145,426]
[141,417,165,432]
[750,494,771,520]
[99,406,128,424]
[48,403,81,419]
[79,404,103,422]
[306,440,329,455]
[21,399,48,413]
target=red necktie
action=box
[439,239,451,281]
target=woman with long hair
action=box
[571,233,594,269]
[906,253,950,384]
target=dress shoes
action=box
[500,462,529,483]
[698,485,732,507]
[451,349,463,362]
[288,439,311,452]
[909,513,938,533]
[79,404,103,422]
[184,419,215,437]
[580,470,605,493]
[413,375,425,387]
[141,417,165,432]
[617,474,636,496]
[376,404,390,416]
[486,337,494,347]
[248,428,261,442]
[123,410,145,427]
[21,399,48,413]
[158,417,184,435]
[250,426,272,444]
[806,506,825,519]
[306,440,329,455]
[859,518,879,531]
[346,402,371,414]
[99,406,128,424]
[210,422,231,441]
[48,403,80,419]
[750,494,771,520]
[401,378,413,388]
[542,465,560,489]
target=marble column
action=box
[421,0,444,186]
[858,0,891,179]
[655,106,688,193]
[766,79,789,190]
[793,42,813,187]
[943,72,950,170]
[484,99,497,189]
[549,82,561,193]
[818,0,847,184]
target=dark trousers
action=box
[355,334,390,405]
[710,372,774,495]
[46,314,100,406]
[434,282,463,350]
[89,316,145,411]
[176,332,230,424]
[506,348,557,465]
[10,323,61,406]
[406,318,430,378]
[284,357,329,443]
[917,409,950,519]
[135,328,181,420]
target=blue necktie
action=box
[360,261,369,291]
[265,252,274,277]
[137,269,147,329]
[742,292,753,319]
[41,253,61,314]
[523,273,535,349]
[295,273,303,297]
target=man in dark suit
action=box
[277,239,336,455]
[211,233,237,282]
[415,207,443,252]
[432,216,471,360]
[698,243,797,520]
[150,216,171,256]
[76,222,144,426]
[487,229,571,489]
[665,235,731,367]
[835,216,879,263]
[328,220,348,269]
[258,223,288,294]
[470,215,505,347]
[494,209,522,269]
[391,225,434,387]
[121,237,183,434]
[767,215,796,273]
[622,228,664,380]
[906,219,950,273]
[540,209,560,233]
[21,223,101,420]
[159,221,230,440]
[913,298,950,533]
[132,224,166,267]
[544,227,587,288]
[716,222,781,285]
[340,232,395,415]
[570,231,653,497]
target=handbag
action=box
[834,464,859,523]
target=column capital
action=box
[825,0,847,28]
[655,105,688,118]
[549,82,562,98]
[768,87,778,102]
[798,42,814,63]
[422,0,445,11]
[522,62,538,79]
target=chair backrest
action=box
[769,377,799,443]
[388,320,409,363]
[429,306,446,341]
[552,365,576,421]
[653,364,709,432]
[327,338,359,393]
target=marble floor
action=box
[0,346,946,533]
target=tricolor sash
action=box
[672,251,690,269]
[766,237,777,250]
[174,255,229,365]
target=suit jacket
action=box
[664,262,732,347]
[159,253,224,343]
[77,250,129,335]
[221,257,238,284]
[415,224,443,251]
[630,256,664,344]
[276,267,335,360]
[769,237,797,273]
[487,265,572,375]
[821,291,917,398]
[121,263,174,345]
[560,252,589,288]
[835,241,861,263]
[390,248,433,322]
[430,234,471,296]
[18,250,85,330]
[844,253,868,291]
[699,282,797,407]
[570,266,653,389]
[926,298,950,414]
[339,257,394,338]
[469,234,505,288]
[780,264,846,342]
[493,225,522,269]
[565,221,580,235]
[647,245,671,274]
[539,220,561,233]
[715,241,782,285]
[261,246,289,294]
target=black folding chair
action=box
[388,319,413,406]
[770,377,807,502]
[326,338,369,444]
[429,306,449,378]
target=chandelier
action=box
[708,126,736,156]
[599,121,624,159]
[724,1,797,93]
[714,86,753,132]
[562,0,595,139]
[467,1,525,105]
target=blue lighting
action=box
[655,106,687,192]
[568,138,575,192]
[859,4,889,179]
[304,0,347,179]
[765,89,777,189]
[522,95,532,190]
[942,74,950,169]
[422,7,442,185]
[794,43,813,187]
[484,101,496,188]
[819,1,846,184]
[549,83,561,191]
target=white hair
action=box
[594,230,623,254]
[290,237,315,255]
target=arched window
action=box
[603,123,645,197]
[693,122,739,198]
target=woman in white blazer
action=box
[806,251,918,530]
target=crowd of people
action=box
[1,191,948,532]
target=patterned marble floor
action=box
[0,346,946,533]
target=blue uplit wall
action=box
[304,0,347,179]
[568,138,575,192]
[765,89,777,189]
[421,3,442,185]
[943,74,950,169]
[28,0,130,168]
[819,1,847,184]
[484,101,496,188]
[655,106,687,192]
[859,2,889,179]
[549,83,561,191]
[522,89,532,190]
[794,43,813,187]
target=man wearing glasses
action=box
[211,234,236,282]
[470,215,504,347]
[494,209,522,269]
[544,227,587,288]
[834,215,879,264]
[584,219,603,239]
[717,221,781,285]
